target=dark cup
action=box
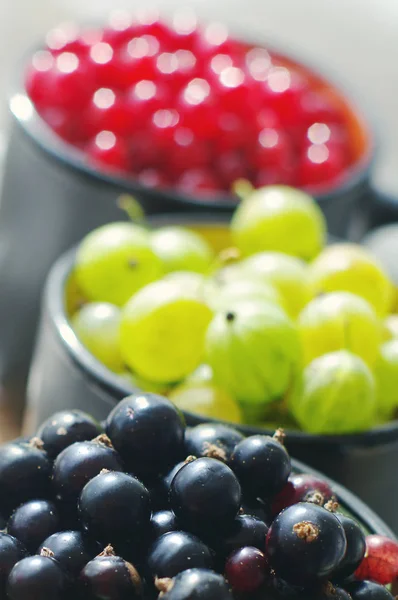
[25,212,398,533]
[0,39,376,422]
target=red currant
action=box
[245,47,272,82]
[137,168,169,188]
[297,143,346,188]
[125,80,170,132]
[167,128,210,177]
[213,66,255,116]
[115,35,160,89]
[87,42,122,89]
[214,112,247,153]
[102,11,140,48]
[261,66,309,128]
[154,50,198,92]
[250,127,293,170]
[178,78,219,139]
[25,51,54,108]
[217,150,249,188]
[176,168,222,197]
[225,546,268,593]
[169,9,200,50]
[355,535,398,585]
[299,89,345,128]
[146,109,181,158]
[86,130,130,172]
[45,22,80,55]
[302,122,348,150]
[81,88,129,139]
[272,474,334,516]
[195,22,244,60]
[47,52,94,112]
[40,107,80,144]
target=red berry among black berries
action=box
[52,434,124,503]
[79,471,151,546]
[7,548,69,600]
[37,409,102,458]
[147,531,214,579]
[169,457,241,535]
[230,435,291,501]
[156,568,233,600]
[266,503,347,585]
[225,546,268,593]
[7,500,60,554]
[0,533,26,596]
[185,423,244,462]
[150,510,179,541]
[332,514,366,581]
[79,545,142,600]
[105,394,185,480]
[0,439,51,515]
[345,581,395,600]
[38,530,97,576]
[272,473,334,516]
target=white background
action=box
[1,0,397,196]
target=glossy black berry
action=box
[37,410,102,458]
[345,581,394,600]
[7,550,69,600]
[150,461,186,510]
[38,530,97,576]
[79,471,151,545]
[267,503,347,585]
[150,511,179,541]
[106,394,185,480]
[79,545,142,600]
[169,457,241,535]
[230,435,291,501]
[147,531,213,579]
[157,568,233,600]
[216,514,268,558]
[0,513,6,529]
[0,533,26,596]
[225,546,268,593]
[185,424,244,462]
[0,440,51,515]
[332,514,366,580]
[241,497,272,525]
[52,435,124,503]
[8,500,60,553]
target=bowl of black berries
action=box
[2,392,398,600]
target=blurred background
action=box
[1,0,398,196]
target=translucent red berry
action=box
[81,88,129,139]
[177,168,222,197]
[272,474,334,516]
[225,546,268,593]
[297,143,346,188]
[355,535,398,585]
[86,131,130,172]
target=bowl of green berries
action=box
[25,184,398,531]
[3,393,398,599]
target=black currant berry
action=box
[0,439,51,514]
[37,410,102,458]
[150,461,186,510]
[105,394,185,480]
[52,435,124,503]
[38,530,97,576]
[185,423,244,462]
[79,471,151,545]
[267,503,347,585]
[7,548,69,600]
[225,546,268,593]
[230,435,291,501]
[156,568,233,600]
[241,497,272,525]
[169,457,241,535]
[345,581,394,600]
[147,531,213,579]
[79,545,142,600]
[332,514,366,581]
[8,500,60,553]
[150,511,179,541]
[0,533,26,596]
[216,514,268,558]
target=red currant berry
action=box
[116,35,160,89]
[355,535,398,585]
[250,127,293,171]
[87,42,123,89]
[137,168,169,188]
[81,88,129,139]
[213,66,254,115]
[255,109,281,132]
[214,112,247,153]
[178,78,219,139]
[147,109,181,157]
[177,168,222,197]
[154,50,198,92]
[25,51,54,108]
[47,52,94,112]
[102,11,140,48]
[129,133,159,170]
[217,150,249,188]
[245,47,272,82]
[40,107,80,144]
[45,22,80,55]
[272,474,334,516]
[261,66,309,128]
[255,166,295,187]
[225,546,268,593]
[297,143,346,188]
[167,128,209,176]
[302,122,348,150]
[195,22,244,60]
[169,9,200,50]
[86,130,130,172]
[299,90,345,129]
[125,80,170,132]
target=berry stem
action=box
[117,194,147,226]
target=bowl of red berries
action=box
[0,11,373,426]
[3,392,398,599]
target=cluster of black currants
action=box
[0,393,394,600]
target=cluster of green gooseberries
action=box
[70,185,398,435]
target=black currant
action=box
[345,581,394,600]
[105,393,185,480]
[79,545,142,600]
[216,514,268,558]
[7,548,69,600]
[185,423,244,462]
[169,457,241,535]
[37,410,102,458]
[0,439,51,515]
[150,511,179,541]
[150,461,186,510]
[147,531,213,579]
[267,503,347,585]
[8,500,60,553]
[332,514,366,581]
[38,530,98,576]
[0,533,26,596]
[156,568,233,600]
[230,435,291,501]
[52,434,124,503]
[241,497,272,525]
[79,471,151,545]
